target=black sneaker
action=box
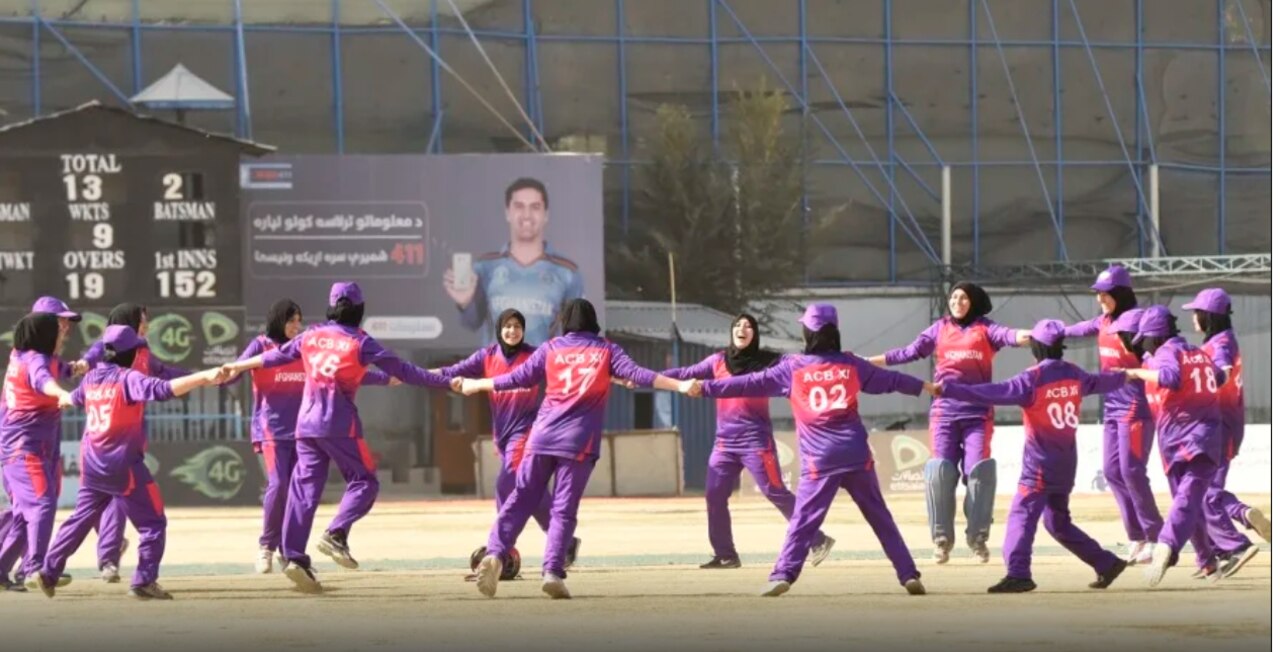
[128,582,173,600]
[699,555,742,569]
[1089,558,1127,589]
[988,576,1036,593]
[1,577,26,593]
[317,529,358,570]
[1217,544,1260,580]
[565,537,582,570]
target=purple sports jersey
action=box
[1201,330,1244,460]
[491,332,658,462]
[1143,337,1223,471]
[942,360,1126,492]
[233,335,392,443]
[260,323,449,440]
[1063,311,1150,420]
[70,366,175,493]
[883,317,1018,422]
[82,340,188,380]
[439,343,539,451]
[663,352,781,451]
[704,352,924,480]
[1,351,62,458]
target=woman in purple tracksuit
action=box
[1126,306,1226,588]
[461,299,688,600]
[31,325,221,600]
[1180,289,1265,580]
[691,304,930,597]
[220,282,452,593]
[224,298,394,574]
[77,303,191,584]
[1060,265,1162,566]
[941,319,1130,593]
[867,282,1026,564]
[663,313,834,570]
[438,308,582,575]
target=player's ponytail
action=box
[103,344,138,370]
[802,325,841,354]
[327,299,365,328]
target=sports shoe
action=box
[283,562,322,594]
[760,580,791,597]
[15,570,70,588]
[1244,508,1272,543]
[56,573,72,588]
[565,537,581,570]
[101,562,121,584]
[128,582,173,600]
[317,529,358,570]
[932,538,953,565]
[1217,544,1260,580]
[541,572,571,599]
[1144,543,1173,588]
[1124,541,1144,565]
[1190,564,1219,580]
[1131,541,1155,565]
[903,578,927,595]
[988,576,1036,593]
[699,555,741,569]
[968,538,990,564]
[25,572,54,598]
[1,577,26,593]
[255,546,274,574]
[475,554,501,598]
[808,535,836,567]
[1089,558,1127,589]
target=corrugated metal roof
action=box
[604,300,794,352]
[0,100,275,154]
[131,64,235,109]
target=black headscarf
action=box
[949,282,992,327]
[725,313,780,375]
[1195,309,1233,340]
[266,298,302,345]
[107,302,147,330]
[13,313,59,356]
[327,299,365,328]
[558,299,601,336]
[495,308,527,359]
[1104,286,1138,319]
[802,325,841,355]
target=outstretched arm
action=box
[881,322,940,366]
[702,362,791,399]
[856,358,927,397]
[941,372,1035,407]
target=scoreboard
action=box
[0,103,269,310]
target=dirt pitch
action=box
[3,492,1270,652]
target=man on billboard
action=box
[442,177,585,346]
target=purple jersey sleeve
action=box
[942,369,1037,407]
[1209,336,1236,370]
[607,341,658,388]
[81,340,106,367]
[703,359,793,398]
[1149,345,1182,390]
[492,343,549,391]
[660,353,719,381]
[984,318,1021,350]
[362,368,393,386]
[26,354,57,394]
[883,320,940,365]
[70,383,86,408]
[123,369,177,405]
[438,347,488,379]
[855,357,925,396]
[359,337,451,388]
[222,338,266,387]
[262,336,303,369]
[1063,315,1101,339]
[1081,370,1128,396]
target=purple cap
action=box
[1029,319,1066,347]
[103,325,144,352]
[1107,307,1145,335]
[30,296,81,322]
[798,303,839,331]
[1090,265,1132,293]
[1135,305,1174,340]
[1181,288,1231,315]
[329,282,364,306]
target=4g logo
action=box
[171,445,246,500]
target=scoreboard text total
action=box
[59,152,222,303]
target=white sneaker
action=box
[903,578,927,595]
[283,562,322,594]
[1143,543,1173,588]
[475,555,502,598]
[101,563,121,584]
[1124,541,1143,565]
[540,572,571,599]
[1132,541,1155,565]
[255,547,274,574]
[1245,508,1272,544]
[760,580,791,597]
[932,539,952,565]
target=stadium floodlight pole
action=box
[668,250,681,428]
[941,165,952,267]
[1149,164,1162,258]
